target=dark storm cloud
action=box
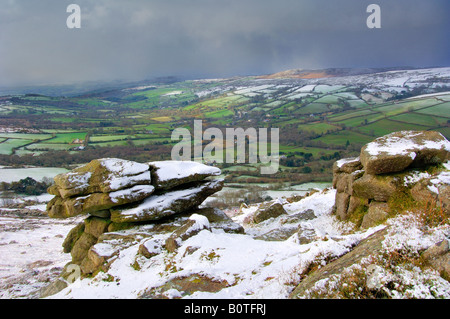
[0,0,449,86]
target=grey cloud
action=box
[0,0,448,87]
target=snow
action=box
[118,180,222,218]
[0,214,83,298]
[99,158,149,176]
[107,171,151,192]
[91,243,118,258]
[65,171,92,190]
[406,91,450,100]
[364,131,450,156]
[149,161,221,182]
[336,157,360,168]
[188,214,210,230]
[2,177,449,299]
[403,171,431,186]
[46,189,374,299]
[109,184,155,203]
[428,170,450,194]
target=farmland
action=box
[0,67,449,183]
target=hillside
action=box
[0,67,449,187]
[0,130,448,299]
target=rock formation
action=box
[333,130,450,228]
[46,159,233,278]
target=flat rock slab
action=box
[53,158,151,198]
[360,131,449,175]
[110,179,224,223]
[290,227,388,298]
[149,160,221,190]
[47,185,155,218]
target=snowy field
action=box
[1,186,449,299]
[0,167,68,183]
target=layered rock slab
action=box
[360,131,450,175]
[52,158,151,198]
[110,179,224,223]
[149,160,221,190]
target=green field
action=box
[1,74,448,185]
[358,119,430,136]
[27,143,76,151]
[46,132,87,144]
[415,102,450,117]
[0,133,53,140]
[89,135,132,142]
[314,131,374,146]
[390,113,440,126]
[297,122,341,134]
[0,139,34,154]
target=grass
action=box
[315,131,373,146]
[0,133,53,140]
[279,145,337,156]
[26,143,76,151]
[151,116,173,122]
[390,113,440,127]
[297,123,341,134]
[415,102,450,117]
[357,119,430,136]
[89,135,132,142]
[0,139,34,155]
[314,95,344,104]
[295,103,331,115]
[204,109,234,118]
[328,109,377,122]
[46,132,87,144]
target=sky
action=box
[0,0,449,87]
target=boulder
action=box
[422,240,450,277]
[139,239,163,258]
[347,196,369,216]
[165,214,211,253]
[335,192,350,220]
[84,216,111,238]
[53,158,151,198]
[110,179,224,223]
[62,222,85,253]
[360,201,390,229]
[70,232,98,264]
[280,209,316,224]
[297,223,318,245]
[149,161,221,190]
[80,242,120,274]
[333,157,362,175]
[256,227,298,241]
[290,228,388,298]
[352,173,397,202]
[47,185,154,218]
[253,200,287,224]
[360,131,450,175]
[46,196,68,219]
[411,172,450,215]
[190,207,245,234]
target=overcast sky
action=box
[0,0,449,87]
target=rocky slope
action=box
[4,130,448,299]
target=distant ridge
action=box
[259,67,417,79]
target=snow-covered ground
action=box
[0,213,83,298]
[0,185,449,299]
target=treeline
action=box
[0,177,52,195]
[0,144,173,168]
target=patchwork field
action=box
[0,67,449,184]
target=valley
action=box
[0,67,449,186]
